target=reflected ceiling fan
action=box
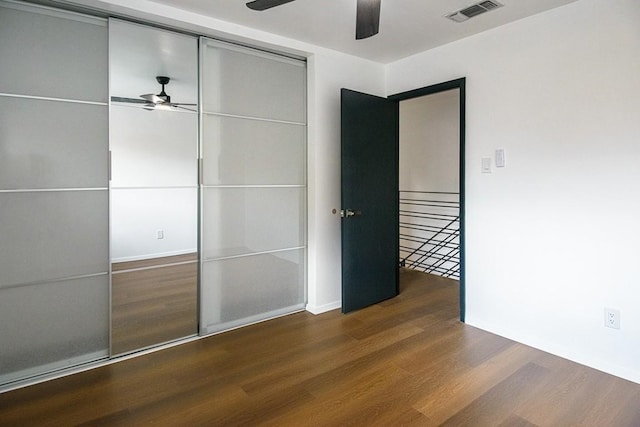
[111,76,197,112]
[246,0,381,40]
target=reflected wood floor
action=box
[2,269,640,426]
[111,253,198,355]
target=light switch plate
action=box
[481,157,492,173]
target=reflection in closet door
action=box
[109,19,199,355]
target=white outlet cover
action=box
[604,308,620,329]
[495,148,506,167]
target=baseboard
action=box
[306,300,341,315]
[466,318,640,386]
[111,249,197,263]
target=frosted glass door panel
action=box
[202,115,305,185]
[0,275,109,384]
[0,3,107,102]
[202,42,305,122]
[201,249,305,333]
[0,1,109,387]
[0,191,108,288]
[200,38,306,336]
[202,187,305,259]
[0,97,108,190]
[110,105,197,188]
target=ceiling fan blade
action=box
[355,0,381,40]
[140,93,168,104]
[111,96,147,104]
[246,0,295,11]
[147,103,197,113]
[173,105,198,113]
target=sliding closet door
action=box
[109,20,199,355]
[0,2,109,385]
[200,39,307,334]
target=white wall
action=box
[387,0,640,383]
[399,90,459,192]
[110,105,199,262]
[306,52,386,313]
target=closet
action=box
[0,0,307,388]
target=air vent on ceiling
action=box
[446,1,504,23]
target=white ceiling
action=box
[147,0,580,63]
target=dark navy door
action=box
[341,89,399,313]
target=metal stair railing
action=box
[399,190,460,279]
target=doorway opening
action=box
[390,78,466,321]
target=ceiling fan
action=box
[111,76,197,112]
[246,0,381,40]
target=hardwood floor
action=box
[111,254,198,355]
[2,268,640,426]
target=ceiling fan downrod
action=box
[155,76,171,103]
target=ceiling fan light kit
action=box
[246,0,381,40]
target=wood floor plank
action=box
[240,321,423,396]
[514,354,640,427]
[497,414,539,427]
[413,342,538,425]
[260,363,413,426]
[2,269,640,426]
[438,362,551,426]
[111,257,198,354]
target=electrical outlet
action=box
[604,308,620,329]
[156,229,164,240]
